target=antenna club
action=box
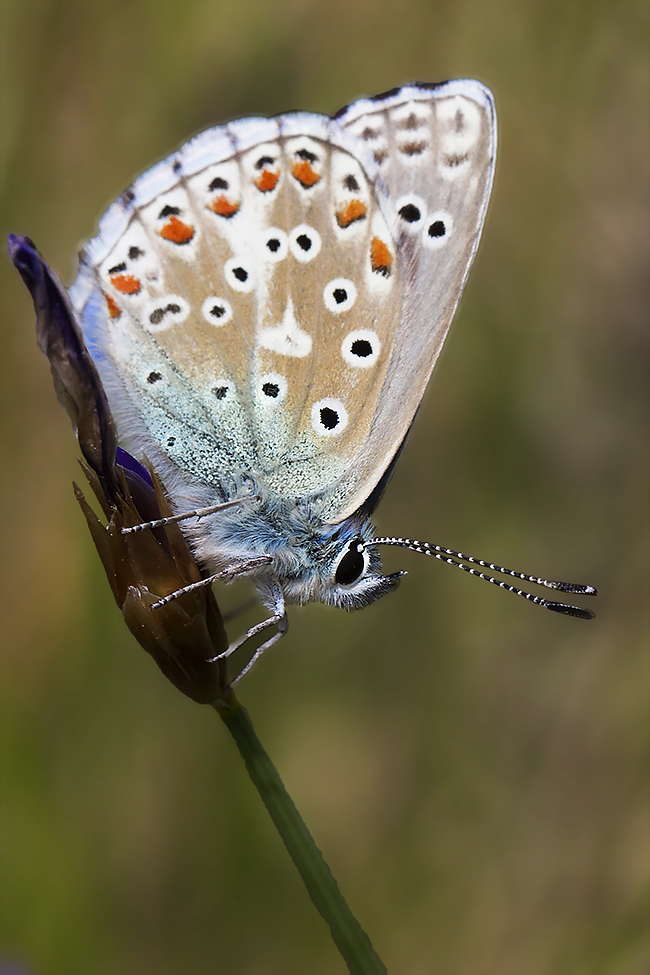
[548,581,598,595]
[545,602,596,621]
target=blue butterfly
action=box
[18,81,597,681]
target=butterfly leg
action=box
[230,613,288,684]
[211,586,288,683]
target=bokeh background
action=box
[1,2,648,973]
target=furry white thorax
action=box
[152,451,398,612]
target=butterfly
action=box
[66,80,595,680]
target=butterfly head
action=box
[297,521,406,611]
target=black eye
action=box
[335,539,366,585]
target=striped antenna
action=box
[367,537,597,620]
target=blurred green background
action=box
[1,2,648,973]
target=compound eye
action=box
[335,539,366,586]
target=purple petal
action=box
[8,234,118,497]
[116,446,154,489]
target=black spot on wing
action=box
[320,407,339,429]
[443,153,470,168]
[428,220,446,238]
[350,339,372,358]
[399,204,421,223]
[399,141,427,156]
[296,147,317,163]
[149,302,181,325]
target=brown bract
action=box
[9,234,230,704]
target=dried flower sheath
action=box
[9,234,229,703]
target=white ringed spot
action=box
[211,381,232,402]
[324,278,357,313]
[257,372,287,407]
[437,95,481,155]
[341,329,381,369]
[202,295,232,325]
[142,367,166,387]
[311,398,348,437]
[142,295,190,332]
[261,228,288,262]
[394,193,426,231]
[224,257,255,292]
[422,211,454,249]
[289,224,322,263]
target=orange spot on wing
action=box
[336,199,367,228]
[158,215,195,244]
[255,169,279,192]
[110,274,141,295]
[104,293,122,318]
[370,237,392,276]
[208,195,240,217]
[292,160,320,188]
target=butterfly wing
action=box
[326,79,496,521]
[69,81,494,529]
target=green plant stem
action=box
[213,694,387,975]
